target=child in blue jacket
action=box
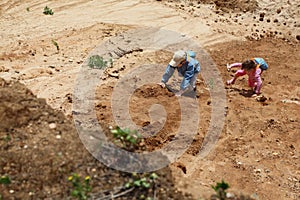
[159,50,201,96]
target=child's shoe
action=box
[226,79,234,85]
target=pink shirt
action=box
[230,63,262,94]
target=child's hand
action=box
[158,82,166,88]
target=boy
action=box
[159,50,201,97]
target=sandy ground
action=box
[1,0,299,199]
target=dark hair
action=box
[242,59,256,70]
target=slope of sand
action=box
[0,0,224,115]
[1,0,299,199]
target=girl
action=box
[226,58,268,95]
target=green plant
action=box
[209,78,215,89]
[88,55,109,69]
[211,179,230,200]
[111,126,143,151]
[43,6,54,15]
[124,173,158,200]
[125,173,159,189]
[68,173,91,200]
[52,39,59,51]
[0,175,11,185]
[1,134,11,142]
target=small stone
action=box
[108,72,119,78]
[9,190,14,194]
[276,8,281,14]
[56,135,61,139]
[226,192,235,198]
[49,123,56,129]
[254,169,261,173]
[293,178,298,182]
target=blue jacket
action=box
[162,57,200,90]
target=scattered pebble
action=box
[56,135,61,139]
[49,123,56,129]
[254,169,262,173]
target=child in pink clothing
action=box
[226,58,268,95]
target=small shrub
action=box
[211,179,230,200]
[1,134,11,142]
[125,173,159,189]
[43,6,54,15]
[111,126,143,151]
[0,175,11,185]
[123,173,159,200]
[88,55,110,69]
[68,173,91,200]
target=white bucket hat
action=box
[169,50,186,67]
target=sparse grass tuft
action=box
[43,6,54,15]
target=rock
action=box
[56,135,61,139]
[277,8,281,14]
[256,95,267,102]
[226,192,235,198]
[254,169,261,173]
[108,72,119,78]
[0,66,5,72]
[49,123,56,129]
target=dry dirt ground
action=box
[0,0,299,200]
